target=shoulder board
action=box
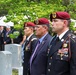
[31,38,37,41]
[68,33,76,42]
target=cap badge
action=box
[35,19,39,24]
[52,12,56,18]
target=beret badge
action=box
[52,12,56,18]
[34,19,39,24]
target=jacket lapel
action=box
[32,34,49,62]
[25,34,35,46]
[49,40,63,56]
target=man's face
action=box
[51,19,64,33]
[24,27,32,36]
[6,28,11,31]
[35,25,45,38]
[0,26,4,30]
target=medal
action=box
[25,46,28,51]
[26,47,28,51]
[63,43,68,48]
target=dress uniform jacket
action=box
[0,30,6,51]
[30,34,52,75]
[23,34,37,75]
[46,30,76,75]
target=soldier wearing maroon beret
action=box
[50,11,70,21]
[24,22,35,27]
[46,11,76,75]
[30,18,52,75]
[22,22,37,75]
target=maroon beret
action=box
[34,18,49,25]
[50,11,70,21]
[24,22,35,27]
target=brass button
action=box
[49,63,51,65]
[61,58,63,60]
[50,57,52,59]
[48,69,50,72]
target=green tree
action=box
[0,0,76,33]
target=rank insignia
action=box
[52,12,56,18]
[68,34,76,42]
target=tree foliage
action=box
[0,0,76,31]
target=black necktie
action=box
[51,36,59,45]
[56,37,59,42]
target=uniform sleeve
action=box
[70,38,76,75]
[30,38,37,53]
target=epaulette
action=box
[31,38,37,42]
[68,33,76,42]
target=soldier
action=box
[46,11,76,75]
[30,18,52,75]
[23,22,37,75]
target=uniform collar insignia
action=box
[42,41,45,44]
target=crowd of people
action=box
[20,11,76,75]
[1,11,76,75]
[0,25,23,51]
[0,25,12,50]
